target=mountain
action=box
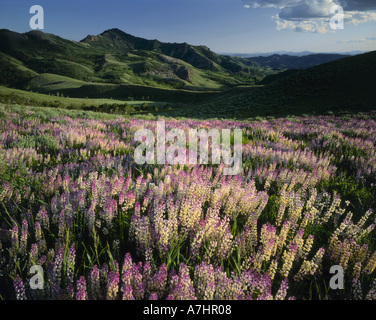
[248,53,350,70]
[0,28,274,98]
[222,50,368,57]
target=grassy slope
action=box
[156,51,376,119]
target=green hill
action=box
[155,51,376,119]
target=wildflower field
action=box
[1,104,376,300]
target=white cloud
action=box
[275,16,333,33]
[279,0,338,20]
[243,0,302,9]
[344,10,376,25]
[243,0,376,33]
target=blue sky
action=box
[0,0,375,53]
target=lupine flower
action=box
[53,246,64,287]
[2,107,376,300]
[76,276,87,300]
[106,271,120,300]
[13,275,27,300]
[194,261,215,300]
[19,220,28,255]
[364,251,376,275]
[365,278,376,300]
[280,242,298,278]
[352,278,363,300]
[11,224,19,252]
[169,263,196,300]
[122,284,134,300]
[64,284,74,300]
[36,206,50,229]
[268,259,279,281]
[275,278,289,300]
[66,243,76,287]
[89,265,102,300]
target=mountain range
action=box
[0,28,375,119]
[0,28,272,92]
[221,50,368,58]
[0,28,351,92]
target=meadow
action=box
[0,104,375,300]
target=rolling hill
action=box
[156,50,376,119]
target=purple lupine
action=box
[149,292,158,300]
[275,278,289,300]
[151,263,168,297]
[36,206,50,229]
[66,284,74,300]
[53,246,64,287]
[58,210,65,238]
[85,204,96,233]
[29,243,39,265]
[122,284,134,300]
[118,191,125,206]
[76,276,87,300]
[169,263,196,300]
[121,253,133,286]
[89,265,101,300]
[11,224,19,249]
[20,219,28,255]
[51,196,58,215]
[66,243,76,286]
[106,270,120,300]
[13,275,27,300]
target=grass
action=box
[0,85,164,114]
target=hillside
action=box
[156,50,376,119]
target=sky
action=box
[0,0,375,54]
